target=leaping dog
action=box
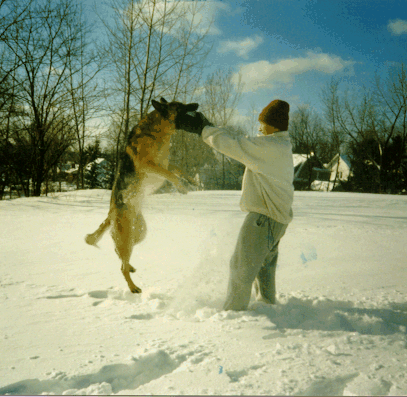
[85,98,199,293]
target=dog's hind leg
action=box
[85,216,112,246]
[111,209,147,293]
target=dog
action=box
[85,98,199,293]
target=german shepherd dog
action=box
[85,98,199,293]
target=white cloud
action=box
[175,1,229,36]
[387,19,407,35]
[137,0,229,36]
[218,35,263,59]
[234,51,355,93]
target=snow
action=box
[1,189,407,396]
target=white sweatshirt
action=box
[202,126,294,224]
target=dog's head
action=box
[152,97,199,130]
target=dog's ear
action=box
[186,103,199,112]
[152,100,169,118]
[160,97,168,104]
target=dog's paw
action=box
[131,286,142,294]
[85,234,98,247]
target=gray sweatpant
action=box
[223,212,288,311]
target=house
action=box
[85,158,112,188]
[293,153,330,190]
[85,158,109,173]
[326,154,352,181]
[59,158,113,188]
[56,162,79,183]
[322,154,352,191]
[59,161,77,173]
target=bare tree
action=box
[374,64,407,185]
[196,68,244,189]
[325,69,407,193]
[321,78,347,190]
[0,0,32,40]
[334,84,396,192]
[65,3,102,189]
[99,0,212,165]
[289,105,325,154]
[0,49,23,199]
[0,1,34,198]
[200,68,243,127]
[375,66,406,136]
[0,0,33,91]
[3,0,92,196]
[244,100,261,137]
[289,105,326,189]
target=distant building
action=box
[84,158,112,188]
[321,154,352,191]
[292,153,353,191]
[59,158,113,188]
[293,153,330,190]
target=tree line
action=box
[0,0,231,198]
[1,0,406,199]
[0,0,102,197]
[289,68,407,194]
[0,0,250,198]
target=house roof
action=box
[293,154,309,168]
[340,155,351,169]
[85,158,107,171]
[326,154,352,170]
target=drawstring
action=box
[256,214,273,250]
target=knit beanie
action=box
[258,100,290,131]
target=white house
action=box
[316,154,352,191]
[292,153,331,190]
[326,154,351,181]
[293,154,309,174]
[292,153,352,191]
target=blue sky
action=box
[84,0,407,127]
[196,0,407,123]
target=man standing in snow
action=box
[182,100,294,311]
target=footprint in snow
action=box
[43,293,84,299]
[0,350,188,395]
[87,289,141,303]
[88,290,108,299]
[127,313,154,320]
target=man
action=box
[182,100,294,311]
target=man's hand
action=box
[178,112,213,136]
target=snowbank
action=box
[1,190,406,395]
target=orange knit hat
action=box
[258,100,290,131]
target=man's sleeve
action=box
[202,126,260,169]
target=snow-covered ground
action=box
[1,189,407,396]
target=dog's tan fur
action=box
[85,99,196,293]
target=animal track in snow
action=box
[127,313,154,320]
[87,290,108,299]
[225,365,265,383]
[0,350,185,395]
[44,293,84,299]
